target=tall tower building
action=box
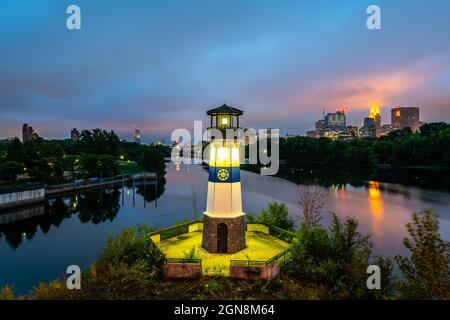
[22,124,38,142]
[324,109,346,131]
[369,106,381,137]
[134,129,141,144]
[202,104,246,254]
[22,124,29,142]
[391,106,420,132]
[360,117,376,138]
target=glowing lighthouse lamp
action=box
[202,104,246,253]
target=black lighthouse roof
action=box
[207,104,243,116]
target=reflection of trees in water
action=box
[272,165,372,188]
[244,164,450,191]
[0,180,167,249]
[0,199,72,249]
[76,189,121,224]
[376,168,450,191]
[135,177,166,203]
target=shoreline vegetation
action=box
[279,123,450,168]
[1,201,448,300]
[0,129,169,191]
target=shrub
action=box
[182,246,199,259]
[395,209,450,300]
[0,285,15,300]
[256,202,294,231]
[245,212,256,223]
[98,224,164,271]
[284,213,392,299]
[0,161,24,181]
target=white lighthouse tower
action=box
[202,104,246,253]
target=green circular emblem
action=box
[217,169,229,181]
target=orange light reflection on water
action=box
[368,181,384,243]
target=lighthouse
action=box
[201,104,246,254]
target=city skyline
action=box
[1,0,450,142]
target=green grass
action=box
[117,161,143,174]
[157,231,289,276]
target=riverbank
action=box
[0,172,157,210]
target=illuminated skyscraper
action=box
[369,106,381,137]
[324,108,346,131]
[391,107,420,132]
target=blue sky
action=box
[1,0,450,142]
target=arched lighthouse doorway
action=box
[217,223,228,253]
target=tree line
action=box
[281,122,450,168]
[0,129,169,184]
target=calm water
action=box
[1,163,449,294]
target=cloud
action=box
[1,0,449,140]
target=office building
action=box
[391,106,420,132]
[380,124,394,136]
[308,108,347,138]
[369,106,381,137]
[324,108,346,131]
[134,129,141,144]
[360,117,376,138]
[22,124,39,142]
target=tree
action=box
[298,186,326,228]
[0,161,24,181]
[80,154,119,177]
[256,201,294,230]
[28,158,54,182]
[22,140,40,172]
[420,122,450,137]
[78,129,120,155]
[138,147,165,174]
[395,209,450,299]
[5,138,24,163]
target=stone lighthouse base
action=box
[201,213,246,254]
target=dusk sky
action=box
[1,0,450,143]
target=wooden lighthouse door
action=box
[217,223,228,253]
